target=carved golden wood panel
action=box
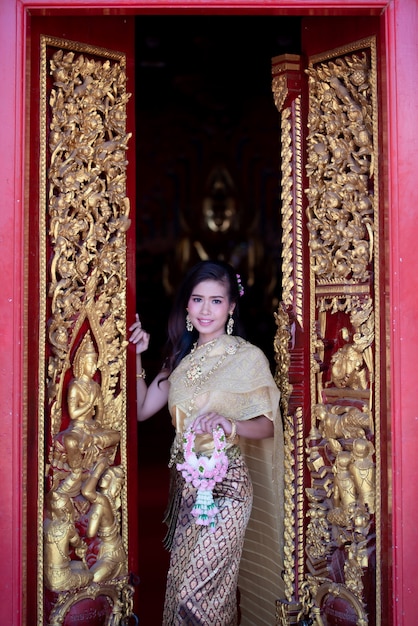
[38,36,134,625]
[273,38,380,626]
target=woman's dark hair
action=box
[164,260,244,371]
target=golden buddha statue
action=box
[51,331,120,498]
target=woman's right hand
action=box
[129,314,150,354]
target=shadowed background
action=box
[134,15,301,624]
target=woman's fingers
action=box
[128,315,149,347]
[192,415,209,434]
[193,413,229,434]
[133,332,150,352]
[128,314,150,354]
[128,314,142,332]
[130,327,145,341]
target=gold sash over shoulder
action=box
[168,334,281,455]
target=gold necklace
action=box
[185,339,217,384]
[184,338,239,416]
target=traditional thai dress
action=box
[163,334,283,626]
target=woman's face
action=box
[187,279,234,345]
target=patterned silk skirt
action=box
[163,455,253,626]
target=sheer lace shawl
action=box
[168,334,281,454]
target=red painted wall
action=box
[384,2,418,624]
[0,1,417,625]
[0,1,25,623]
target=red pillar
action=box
[0,0,25,623]
[385,1,418,623]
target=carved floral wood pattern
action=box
[38,37,134,625]
[273,38,379,626]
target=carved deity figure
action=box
[43,491,93,592]
[314,404,372,441]
[329,343,368,390]
[82,464,128,583]
[350,438,376,514]
[332,451,357,511]
[55,332,120,497]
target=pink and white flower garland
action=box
[176,426,229,531]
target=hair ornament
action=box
[236,274,244,297]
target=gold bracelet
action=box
[136,368,146,380]
[226,419,237,443]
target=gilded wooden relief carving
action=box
[272,55,306,620]
[273,304,296,603]
[38,36,133,625]
[272,55,304,331]
[304,38,379,625]
[273,39,380,625]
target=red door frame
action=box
[1,1,417,625]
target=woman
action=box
[129,260,282,626]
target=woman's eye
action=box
[213,299,222,304]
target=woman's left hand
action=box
[193,412,234,438]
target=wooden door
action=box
[26,16,138,625]
[272,15,389,626]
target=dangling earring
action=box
[186,313,193,332]
[226,312,234,335]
